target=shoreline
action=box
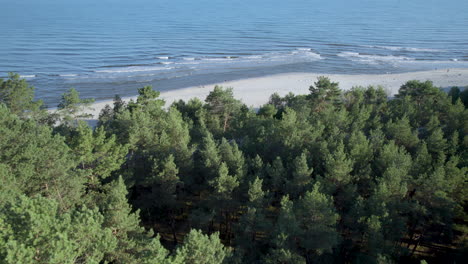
[67,68,468,120]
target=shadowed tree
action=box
[263,249,306,264]
[234,177,270,261]
[270,195,301,256]
[295,183,340,260]
[99,176,171,263]
[266,156,287,195]
[287,152,314,197]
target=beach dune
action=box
[82,69,468,120]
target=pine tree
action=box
[57,88,95,125]
[249,154,265,178]
[0,73,43,117]
[396,80,440,103]
[162,107,194,176]
[426,127,447,165]
[68,122,128,187]
[234,207,269,261]
[266,156,287,194]
[347,130,373,176]
[98,176,172,263]
[173,229,228,264]
[247,176,267,206]
[136,86,163,106]
[271,195,300,250]
[197,132,221,186]
[210,162,239,200]
[0,195,116,264]
[263,249,306,264]
[410,142,432,177]
[234,177,270,260]
[375,141,412,177]
[0,164,19,207]
[385,115,419,151]
[0,105,83,209]
[205,86,241,133]
[149,155,180,205]
[258,104,278,118]
[443,156,467,204]
[309,76,342,110]
[218,138,246,180]
[288,152,314,197]
[206,162,239,239]
[295,183,340,258]
[323,141,354,193]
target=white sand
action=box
[80,68,468,119]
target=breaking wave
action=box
[338,52,414,64]
[365,45,444,52]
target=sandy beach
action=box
[81,68,468,119]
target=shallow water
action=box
[1,0,467,106]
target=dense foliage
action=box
[0,73,467,263]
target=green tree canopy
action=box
[0,73,42,117]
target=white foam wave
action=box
[338,52,467,66]
[173,49,323,70]
[93,49,322,77]
[95,66,173,73]
[252,49,321,61]
[338,52,414,64]
[205,58,229,61]
[20,74,36,78]
[60,74,78,77]
[299,51,322,60]
[366,45,443,52]
[157,56,169,60]
[245,55,262,59]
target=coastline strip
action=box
[60,68,468,120]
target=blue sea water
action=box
[1,0,468,106]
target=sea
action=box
[1,0,468,107]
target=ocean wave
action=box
[176,49,322,67]
[91,49,323,78]
[295,47,314,51]
[365,45,444,52]
[245,55,262,59]
[20,75,36,78]
[94,65,174,73]
[337,52,466,67]
[338,52,414,64]
[59,74,78,77]
[204,58,229,61]
[157,56,169,60]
